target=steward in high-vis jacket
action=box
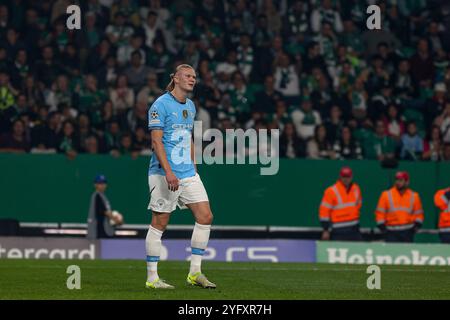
[319,167,363,241]
[375,171,424,243]
[434,187,450,243]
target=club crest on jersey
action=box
[182,110,188,119]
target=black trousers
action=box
[331,225,362,241]
[439,232,450,244]
[385,229,414,243]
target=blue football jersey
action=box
[148,92,196,179]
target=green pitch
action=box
[1,259,450,299]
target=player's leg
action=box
[145,174,178,289]
[187,201,213,272]
[185,201,216,288]
[179,174,216,288]
[146,211,170,283]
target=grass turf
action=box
[1,259,450,300]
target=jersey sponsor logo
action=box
[149,119,160,125]
[172,124,193,130]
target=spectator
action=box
[324,105,344,143]
[2,28,24,58]
[140,0,170,30]
[86,38,113,72]
[444,143,450,161]
[133,125,151,155]
[410,39,435,85]
[117,33,146,67]
[164,14,191,54]
[253,75,283,115]
[60,42,80,77]
[306,124,335,159]
[76,74,107,115]
[34,46,62,88]
[258,0,282,35]
[10,48,30,89]
[0,119,30,153]
[363,120,396,161]
[273,53,300,102]
[109,74,134,114]
[84,134,100,154]
[236,33,254,79]
[425,83,448,131]
[0,71,17,112]
[57,120,79,159]
[435,102,450,143]
[46,75,74,111]
[283,0,310,40]
[333,126,363,160]
[96,55,118,89]
[22,75,44,108]
[147,38,172,81]
[79,11,101,50]
[291,96,322,140]
[279,122,305,158]
[400,121,424,160]
[30,111,61,152]
[141,11,163,49]
[124,50,152,92]
[126,100,147,132]
[311,0,343,34]
[392,59,414,100]
[105,12,134,48]
[423,125,443,161]
[77,113,95,152]
[383,104,405,143]
[224,71,252,123]
[137,72,163,105]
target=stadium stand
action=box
[0,0,449,162]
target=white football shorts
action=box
[147,173,209,213]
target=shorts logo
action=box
[156,199,165,209]
[182,110,188,119]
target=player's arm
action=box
[375,192,388,232]
[413,193,424,231]
[434,191,448,211]
[319,188,334,240]
[151,129,179,191]
[356,185,362,210]
[191,135,197,173]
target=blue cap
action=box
[94,174,107,184]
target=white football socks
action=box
[189,222,211,275]
[146,225,163,282]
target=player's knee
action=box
[151,222,168,232]
[198,212,213,225]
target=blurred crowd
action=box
[0,0,450,161]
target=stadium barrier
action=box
[1,154,449,230]
[1,237,450,265]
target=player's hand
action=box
[166,172,179,192]
[321,230,330,241]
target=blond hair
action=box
[165,64,195,91]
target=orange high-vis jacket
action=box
[434,188,450,231]
[319,180,362,228]
[375,187,424,231]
